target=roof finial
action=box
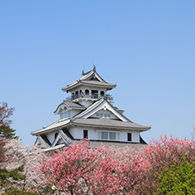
[82,70,84,75]
[93,65,96,71]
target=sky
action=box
[0,0,195,145]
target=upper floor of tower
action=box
[62,66,116,105]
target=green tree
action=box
[2,189,38,195]
[0,165,25,190]
[155,156,195,195]
[0,102,18,139]
[0,103,22,193]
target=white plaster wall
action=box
[60,111,69,119]
[132,131,140,142]
[47,131,57,143]
[70,110,80,118]
[69,127,83,139]
[88,128,97,140]
[120,131,127,142]
[60,110,81,119]
[69,127,98,140]
[120,131,140,142]
[97,110,111,114]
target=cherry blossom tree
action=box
[0,134,190,194]
[0,138,49,194]
[136,135,195,194]
[38,141,150,195]
[23,145,50,194]
[38,140,122,195]
[0,137,7,163]
[86,147,120,195]
[0,138,25,194]
[107,145,148,194]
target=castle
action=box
[31,66,151,150]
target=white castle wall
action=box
[69,127,140,143]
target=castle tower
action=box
[31,66,151,150]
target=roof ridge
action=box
[43,119,60,129]
[54,101,86,113]
[62,66,116,92]
[82,65,96,76]
[71,118,151,131]
[82,69,93,76]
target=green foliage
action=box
[155,156,195,195]
[0,165,25,189]
[0,102,18,139]
[2,189,38,195]
[0,126,18,139]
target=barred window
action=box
[97,131,120,141]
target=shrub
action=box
[155,156,195,195]
[2,189,38,195]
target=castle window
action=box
[100,91,104,97]
[127,133,132,142]
[97,131,120,141]
[75,91,78,98]
[83,130,88,139]
[95,113,111,118]
[109,132,116,140]
[92,90,98,98]
[85,89,89,95]
[101,132,108,139]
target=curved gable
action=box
[73,98,128,122]
[54,103,68,114]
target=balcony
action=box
[66,93,113,101]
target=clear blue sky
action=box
[1,0,195,145]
